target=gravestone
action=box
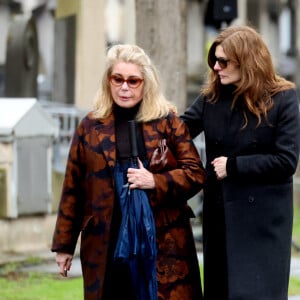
[5,15,39,98]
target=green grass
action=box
[293,201,300,250]
[0,259,83,300]
[289,276,300,296]
[290,200,300,295]
[0,272,83,300]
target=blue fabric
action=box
[114,160,158,300]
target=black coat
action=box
[181,86,300,300]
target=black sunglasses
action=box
[213,57,230,69]
[109,75,144,88]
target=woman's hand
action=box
[127,159,155,189]
[56,252,73,277]
[211,156,228,180]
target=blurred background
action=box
[0,0,299,256]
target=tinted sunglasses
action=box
[213,57,230,69]
[109,75,144,88]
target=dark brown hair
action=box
[203,25,295,127]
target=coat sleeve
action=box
[180,95,205,138]
[236,88,300,180]
[51,119,87,254]
[149,113,206,207]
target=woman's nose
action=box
[120,81,129,89]
[214,62,221,71]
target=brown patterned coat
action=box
[51,111,206,300]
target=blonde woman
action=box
[52,44,205,300]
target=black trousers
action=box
[102,260,137,300]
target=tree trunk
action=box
[135,0,187,114]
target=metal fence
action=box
[41,101,87,173]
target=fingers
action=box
[56,253,72,277]
[59,260,72,277]
[127,160,143,187]
[58,263,67,277]
[128,172,141,189]
[138,158,144,169]
[127,170,137,185]
[127,161,155,189]
[211,156,228,180]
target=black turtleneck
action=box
[113,103,146,162]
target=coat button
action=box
[248,196,255,203]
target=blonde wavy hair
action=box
[203,25,295,127]
[92,44,177,122]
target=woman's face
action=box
[110,62,144,108]
[213,45,241,85]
